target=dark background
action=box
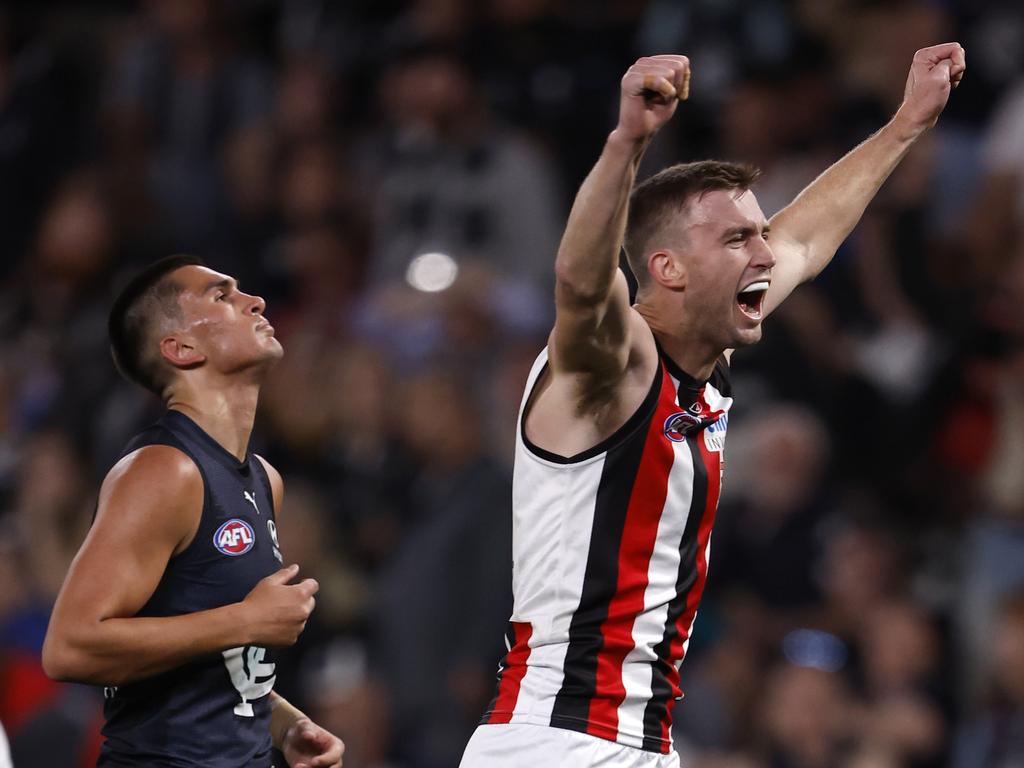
[1,1,1023,766]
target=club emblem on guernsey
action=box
[664,411,702,442]
[214,519,256,556]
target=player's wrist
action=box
[225,601,256,647]
[270,694,309,749]
[606,128,650,157]
[889,105,931,143]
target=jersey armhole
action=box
[251,458,276,518]
[520,360,664,465]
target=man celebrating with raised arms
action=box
[462,44,965,767]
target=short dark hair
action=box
[108,255,205,396]
[624,160,761,287]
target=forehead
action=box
[684,188,767,233]
[171,265,233,293]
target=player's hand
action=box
[614,55,690,143]
[895,42,965,137]
[282,718,345,768]
[240,564,318,647]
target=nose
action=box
[752,235,776,270]
[247,293,266,315]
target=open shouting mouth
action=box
[736,280,769,321]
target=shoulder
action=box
[103,444,202,497]
[95,445,204,552]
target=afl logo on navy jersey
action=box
[664,411,702,442]
[214,519,256,556]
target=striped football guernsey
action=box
[481,343,732,754]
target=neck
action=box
[634,296,722,382]
[166,376,261,462]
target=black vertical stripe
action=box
[548,420,651,731]
[641,434,709,751]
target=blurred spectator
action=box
[1,430,100,767]
[0,8,92,282]
[372,369,512,768]
[854,600,947,766]
[710,403,831,612]
[105,0,273,252]
[815,519,906,645]
[0,2,1019,765]
[954,592,1024,767]
[756,663,855,768]
[354,42,564,294]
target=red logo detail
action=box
[214,519,256,556]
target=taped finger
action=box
[640,73,676,99]
[678,69,691,101]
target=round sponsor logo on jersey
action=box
[664,411,701,442]
[214,519,256,556]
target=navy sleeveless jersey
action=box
[99,410,284,767]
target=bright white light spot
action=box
[406,252,458,293]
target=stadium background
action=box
[0,0,1022,766]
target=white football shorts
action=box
[459,723,682,768]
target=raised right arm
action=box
[42,446,317,686]
[550,55,691,379]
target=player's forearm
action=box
[769,114,920,280]
[553,130,647,302]
[43,602,251,685]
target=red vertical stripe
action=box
[585,368,679,740]
[658,424,722,744]
[486,621,533,723]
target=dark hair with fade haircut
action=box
[623,160,761,288]
[108,255,205,397]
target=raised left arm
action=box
[762,42,965,317]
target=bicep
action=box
[550,268,634,377]
[50,448,202,628]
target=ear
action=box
[648,250,687,290]
[159,335,206,369]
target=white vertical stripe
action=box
[614,420,695,739]
[509,451,606,721]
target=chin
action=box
[249,341,284,372]
[731,325,763,348]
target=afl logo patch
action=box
[214,519,256,556]
[664,411,701,442]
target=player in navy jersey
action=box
[462,44,965,766]
[43,255,344,767]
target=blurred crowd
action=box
[0,0,1022,766]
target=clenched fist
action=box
[615,55,691,144]
[240,564,318,647]
[895,42,965,136]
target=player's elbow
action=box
[42,631,80,682]
[42,627,113,684]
